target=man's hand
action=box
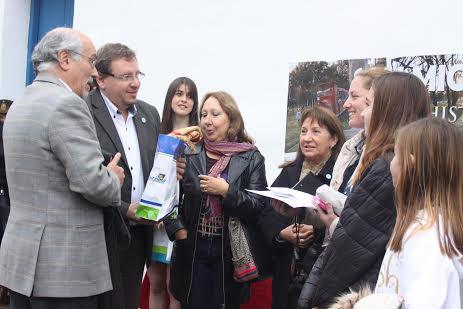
[199,175,229,198]
[279,224,314,248]
[176,157,186,180]
[107,152,125,185]
[126,202,157,225]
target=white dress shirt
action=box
[101,92,144,205]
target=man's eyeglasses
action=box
[100,71,146,82]
[68,50,97,68]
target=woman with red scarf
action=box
[165,91,281,309]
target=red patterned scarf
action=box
[204,138,256,218]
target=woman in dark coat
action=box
[311,72,432,308]
[268,106,345,309]
[165,91,280,309]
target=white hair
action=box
[31,27,84,73]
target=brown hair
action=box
[200,91,253,143]
[95,43,136,75]
[352,72,431,184]
[389,118,463,257]
[160,77,199,134]
[281,106,345,168]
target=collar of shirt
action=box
[59,79,73,92]
[100,91,137,120]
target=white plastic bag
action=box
[315,184,347,216]
[136,134,184,221]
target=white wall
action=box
[0,0,30,100]
[74,0,463,182]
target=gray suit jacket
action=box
[0,73,121,298]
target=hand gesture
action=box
[107,152,125,185]
[279,224,314,248]
[296,224,315,248]
[127,202,158,225]
[315,201,338,229]
[199,175,229,198]
[176,157,186,180]
[175,228,188,240]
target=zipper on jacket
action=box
[186,202,202,304]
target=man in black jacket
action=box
[86,43,160,309]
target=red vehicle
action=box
[316,81,348,115]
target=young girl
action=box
[375,117,463,308]
[146,77,198,309]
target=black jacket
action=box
[165,143,274,308]
[86,89,160,309]
[312,154,396,308]
[270,156,335,309]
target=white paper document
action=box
[246,187,316,208]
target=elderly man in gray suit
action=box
[86,43,160,309]
[0,28,125,309]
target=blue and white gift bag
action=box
[136,134,185,221]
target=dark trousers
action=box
[182,236,224,309]
[119,225,150,309]
[9,290,99,309]
[99,208,125,309]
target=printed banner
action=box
[286,54,463,157]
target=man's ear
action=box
[56,49,72,71]
[95,73,106,90]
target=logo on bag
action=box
[150,173,167,184]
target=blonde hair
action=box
[355,66,390,90]
[389,118,463,257]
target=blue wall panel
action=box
[26,0,74,85]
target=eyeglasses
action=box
[68,50,97,68]
[100,71,146,82]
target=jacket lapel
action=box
[187,143,206,176]
[227,153,252,185]
[90,90,129,168]
[287,158,304,187]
